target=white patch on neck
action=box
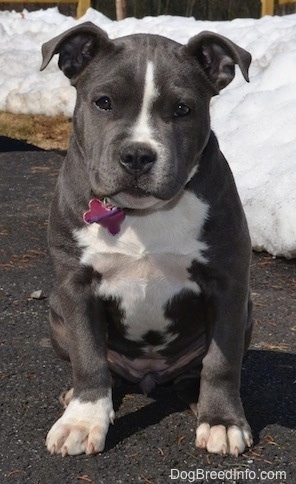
[131,61,159,144]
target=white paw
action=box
[46,393,115,456]
[195,423,253,456]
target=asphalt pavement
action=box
[0,142,295,483]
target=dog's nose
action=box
[120,144,156,175]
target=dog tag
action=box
[83,199,125,235]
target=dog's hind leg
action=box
[173,367,202,416]
[59,388,74,408]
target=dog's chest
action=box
[74,191,208,347]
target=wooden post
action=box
[116,0,127,20]
[77,0,90,17]
[261,0,274,16]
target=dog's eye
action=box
[174,103,191,117]
[95,96,112,111]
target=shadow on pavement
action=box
[105,349,295,451]
[0,136,44,152]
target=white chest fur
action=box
[74,190,209,347]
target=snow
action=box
[0,8,295,259]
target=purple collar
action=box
[83,198,125,235]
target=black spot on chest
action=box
[141,330,166,346]
[104,296,126,336]
[165,288,205,321]
[161,289,208,356]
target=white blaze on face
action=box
[132,61,159,144]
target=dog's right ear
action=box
[40,22,112,79]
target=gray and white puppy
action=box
[41,22,253,457]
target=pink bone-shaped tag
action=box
[83,199,125,236]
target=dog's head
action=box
[41,22,251,210]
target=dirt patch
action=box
[0,111,72,150]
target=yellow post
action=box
[77,0,90,18]
[261,0,274,16]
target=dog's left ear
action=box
[185,31,251,93]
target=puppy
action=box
[41,22,253,456]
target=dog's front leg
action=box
[46,271,114,456]
[195,279,253,456]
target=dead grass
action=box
[0,112,72,150]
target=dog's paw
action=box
[195,423,253,456]
[46,395,115,456]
